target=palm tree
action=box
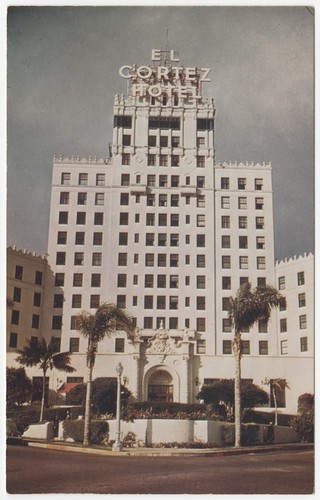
[228,282,281,447]
[263,378,290,425]
[76,302,135,447]
[16,338,75,422]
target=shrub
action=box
[221,423,259,446]
[7,367,32,411]
[297,393,314,413]
[63,419,109,444]
[124,401,216,421]
[291,407,314,443]
[7,406,83,434]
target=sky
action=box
[6,5,314,261]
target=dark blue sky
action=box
[7,6,314,261]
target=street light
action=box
[112,362,123,452]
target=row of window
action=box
[12,288,42,307]
[221,196,264,210]
[221,235,265,249]
[58,212,104,225]
[121,154,208,168]
[119,212,207,230]
[60,192,105,205]
[220,177,263,191]
[61,172,105,186]
[121,192,206,208]
[11,310,62,330]
[142,316,205,331]
[278,272,305,289]
[221,316,269,333]
[221,255,266,270]
[221,340,268,355]
[222,276,266,289]
[118,232,204,249]
[54,272,101,287]
[121,173,205,188]
[68,337,125,353]
[280,315,308,332]
[57,232,103,245]
[281,337,308,354]
[222,215,265,229]
[56,252,102,266]
[116,295,206,311]
[14,265,43,285]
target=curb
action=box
[15,440,314,458]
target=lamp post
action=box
[112,362,123,452]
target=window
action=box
[278,276,285,290]
[185,276,190,286]
[197,118,214,130]
[75,232,85,245]
[222,276,231,289]
[172,136,180,147]
[169,296,178,310]
[238,178,246,190]
[120,213,129,225]
[223,340,232,355]
[171,194,179,207]
[256,237,265,249]
[90,295,100,308]
[148,136,157,147]
[9,332,18,349]
[59,211,68,224]
[171,214,179,227]
[52,316,62,330]
[255,197,264,209]
[11,310,20,325]
[196,136,205,148]
[240,277,248,286]
[223,318,232,332]
[77,212,86,224]
[119,232,128,245]
[118,253,127,266]
[144,296,153,309]
[258,320,268,333]
[222,256,231,269]
[69,338,80,352]
[197,176,205,188]
[221,177,229,189]
[160,155,168,167]
[55,273,64,286]
[169,275,179,288]
[280,318,287,333]
[35,271,42,285]
[197,255,206,268]
[157,296,166,309]
[197,235,205,247]
[238,197,247,209]
[239,236,248,249]
[160,135,169,148]
[144,317,153,329]
[60,192,69,204]
[94,193,104,206]
[91,274,101,287]
[72,294,82,308]
[77,192,87,205]
[197,214,205,227]
[146,214,156,226]
[145,275,154,288]
[239,256,248,270]
[196,318,206,332]
[57,231,67,244]
[13,287,21,302]
[73,273,83,287]
[158,233,167,246]
[79,173,88,185]
[220,215,230,229]
[149,116,180,130]
[117,274,127,287]
[171,175,179,187]
[146,233,155,246]
[221,196,230,209]
[157,275,166,288]
[96,173,105,186]
[93,232,103,245]
[239,216,247,229]
[281,340,288,355]
[53,294,63,308]
[297,272,305,286]
[300,337,308,352]
[196,156,205,168]
[147,194,155,206]
[70,316,80,330]
[61,172,71,185]
[159,175,167,187]
[256,217,264,229]
[158,254,167,267]
[114,115,132,129]
[145,254,154,266]
[134,254,139,264]
[115,338,125,353]
[169,317,178,329]
[197,195,205,208]
[255,178,263,190]
[122,154,131,165]
[157,194,167,207]
[156,213,166,226]
[259,341,268,355]
[121,174,130,186]
[257,257,266,270]
[197,297,206,310]
[222,297,231,311]
[279,297,287,311]
[170,254,179,267]
[56,252,66,265]
[121,291,128,307]
[185,235,190,244]
[197,340,206,354]
[122,134,131,146]
[170,234,179,247]
[298,293,306,307]
[147,174,156,187]
[257,277,266,287]
[299,314,307,329]
[74,252,84,266]
[221,235,230,248]
[241,340,250,355]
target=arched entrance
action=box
[147,369,174,402]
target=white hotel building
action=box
[7,49,314,412]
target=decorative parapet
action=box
[7,245,47,261]
[215,161,272,169]
[276,252,314,267]
[53,155,110,165]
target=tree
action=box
[16,338,75,422]
[262,378,290,425]
[228,282,281,447]
[76,302,135,447]
[7,367,32,411]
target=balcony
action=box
[180,185,198,196]
[130,184,147,195]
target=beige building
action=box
[7,49,314,413]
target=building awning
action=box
[58,382,81,394]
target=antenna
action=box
[165,29,169,53]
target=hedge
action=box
[63,419,109,444]
[221,423,260,446]
[7,406,83,434]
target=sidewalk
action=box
[8,437,313,457]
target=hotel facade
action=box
[7,49,314,413]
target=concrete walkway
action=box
[8,437,313,457]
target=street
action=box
[6,445,314,494]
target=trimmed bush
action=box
[63,419,109,444]
[291,408,314,443]
[7,406,83,434]
[221,423,259,446]
[124,401,218,421]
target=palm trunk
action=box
[39,369,47,423]
[272,387,278,425]
[83,364,92,447]
[233,332,242,448]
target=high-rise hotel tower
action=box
[40,49,311,408]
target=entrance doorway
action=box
[147,370,173,402]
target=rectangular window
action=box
[55,273,64,286]
[239,256,248,269]
[223,340,232,355]
[147,154,156,167]
[170,254,179,267]
[256,237,265,249]
[144,296,153,309]
[11,310,20,325]
[256,217,264,229]
[197,235,205,247]
[90,295,100,308]
[35,270,43,285]
[169,317,178,329]
[197,255,206,268]
[96,173,105,186]
[222,276,231,290]
[32,314,39,328]
[72,294,82,308]
[159,214,167,226]
[149,116,180,130]
[117,274,127,287]
[281,340,288,355]
[172,136,180,147]
[119,232,128,245]
[197,214,205,227]
[300,337,308,352]
[93,232,103,245]
[61,172,71,185]
[122,134,131,146]
[121,174,130,186]
[197,195,205,208]
[158,254,167,267]
[197,118,214,130]
[95,193,104,205]
[221,177,229,189]
[144,317,153,329]
[171,194,179,207]
[157,275,166,288]
[118,253,128,266]
[221,196,230,209]
[221,216,230,229]
[196,318,206,332]
[171,175,179,187]
[258,320,268,333]
[170,234,179,247]
[76,212,86,224]
[77,192,87,205]
[146,233,155,246]
[222,256,231,269]
[157,296,166,309]
[196,156,205,168]
[278,276,285,290]
[73,273,83,287]
[239,216,247,229]
[240,277,249,286]
[145,214,155,227]
[241,340,250,355]
[120,213,129,225]
[9,332,18,349]
[169,296,178,310]
[56,252,66,265]
[238,197,247,210]
[223,318,232,332]
[145,274,154,288]
[238,178,246,190]
[147,174,156,187]
[115,338,125,353]
[69,338,80,352]
[298,293,306,307]
[257,277,266,287]
[299,314,307,329]
[52,315,62,330]
[91,274,101,287]
[197,176,205,188]
[255,178,263,190]
[13,287,21,302]
[57,231,67,244]
[280,318,287,333]
[239,236,248,249]
[79,173,88,186]
[279,297,287,311]
[53,294,63,308]
[60,192,69,204]
[221,235,230,248]
[169,275,179,288]
[158,233,167,246]
[122,153,131,165]
[297,272,305,286]
[197,296,206,310]
[159,155,168,167]
[145,254,154,267]
[159,175,167,187]
[255,197,264,210]
[197,340,206,354]
[147,194,155,206]
[222,297,231,311]
[257,257,266,270]
[259,341,268,355]
[171,155,180,167]
[171,214,179,227]
[196,136,205,148]
[59,211,68,224]
[74,252,84,266]
[148,136,157,147]
[75,232,85,245]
